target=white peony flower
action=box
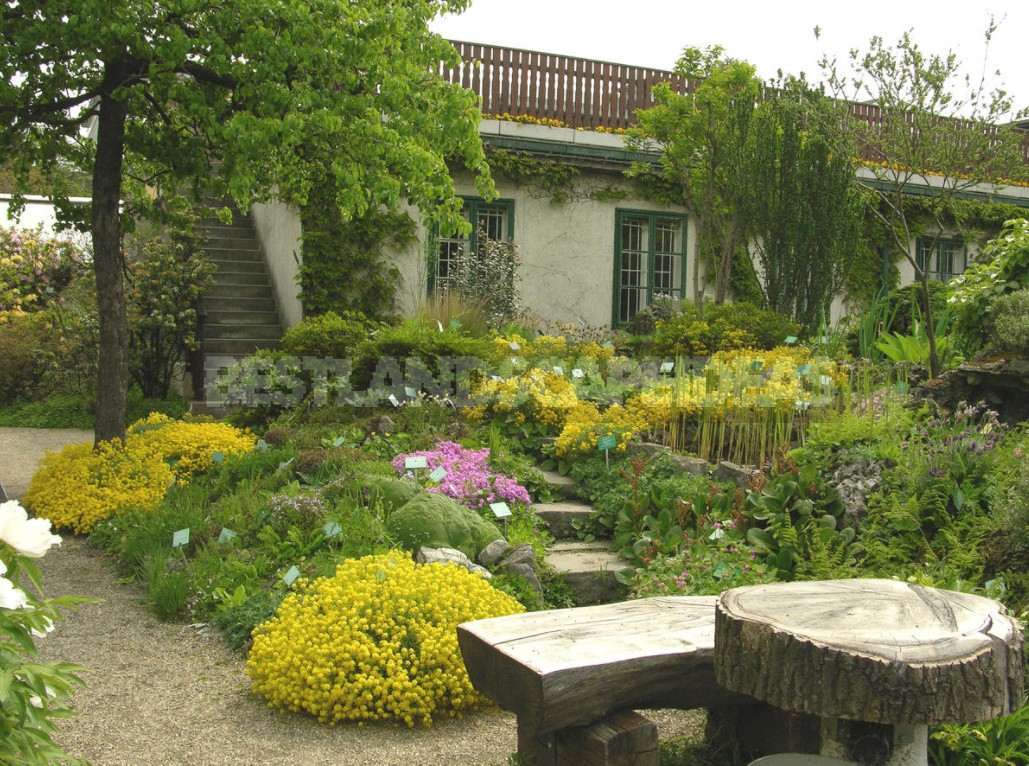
[0,500,62,558]
[0,575,28,610]
[31,617,55,638]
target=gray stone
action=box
[500,543,536,569]
[667,454,711,476]
[628,442,671,459]
[507,562,543,595]
[715,461,759,488]
[416,546,492,579]
[830,456,883,528]
[478,538,512,567]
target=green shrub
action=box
[352,318,496,391]
[989,288,1029,356]
[125,221,214,398]
[950,219,1029,355]
[883,281,949,337]
[652,302,800,357]
[0,312,48,403]
[280,310,380,359]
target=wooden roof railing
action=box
[442,40,1029,166]
[440,40,690,131]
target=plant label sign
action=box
[597,434,617,451]
[283,565,301,587]
[323,521,342,538]
[172,528,190,548]
[428,467,447,483]
[489,502,512,519]
[256,439,270,452]
[404,386,418,399]
[660,361,674,374]
[552,366,563,376]
[509,341,520,351]
[796,364,812,376]
[404,456,428,470]
[211,451,224,464]
[572,368,584,379]
[784,336,798,345]
[217,528,237,544]
[388,394,400,408]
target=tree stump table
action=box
[714,579,1025,765]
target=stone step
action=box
[210,270,270,287]
[206,283,277,300]
[205,258,265,273]
[206,248,266,264]
[538,468,579,501]
[205,309,282,326]
[202,234,260,248]
[545,541,628,605]
[204,338,281,355]
[534,500,593,540]
[205,323,281,341]
[203,296,278,313]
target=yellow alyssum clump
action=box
[128,413,256,484]
[24,414,255,533]
[22,440,174,534]
[247,553,523,726]
[470,367,580,428]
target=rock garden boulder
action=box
[387,491,503,560]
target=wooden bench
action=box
[458,582,1025,766]
[457,596,750,766]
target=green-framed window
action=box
[430,198,514,293]
[613,210,687,326]
[916,237,966,282]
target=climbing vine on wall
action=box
[298,180,414,320]
[841,195,1029,309]
[484,148,677,206]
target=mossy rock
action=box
[387,492,503,560]
[358,475,421,513]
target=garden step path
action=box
[537,468,578,501]
[533,500,593,541]
[545,541,628,605]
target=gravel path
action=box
[2,427,699,765]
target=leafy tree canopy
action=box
[1,0,493,441]
[822,21,1028,376]
[627,46,761,306]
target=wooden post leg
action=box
[555,710,659,766]
[517,719,557,766]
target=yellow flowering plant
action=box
[247,553,523,726]
[24,414,255,533]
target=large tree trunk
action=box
[92,62,130,445]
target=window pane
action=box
[653,218,682,295]
[477,205,507,242]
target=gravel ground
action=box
[3,427,702,765]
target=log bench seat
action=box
[456,596,749,766]
[458,582,1024,766]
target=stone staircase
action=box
[196,202,283,359]
[534,469,628,605]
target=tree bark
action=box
[715,579,1024,726]
[91,61,130,445]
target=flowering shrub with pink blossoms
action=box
[391,441,531,511]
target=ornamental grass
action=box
[246,553,523,726]
[24,414,255,533]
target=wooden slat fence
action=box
[441,41,1029,165]
[442,41,690,130]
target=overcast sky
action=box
[430,0,1029,121]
